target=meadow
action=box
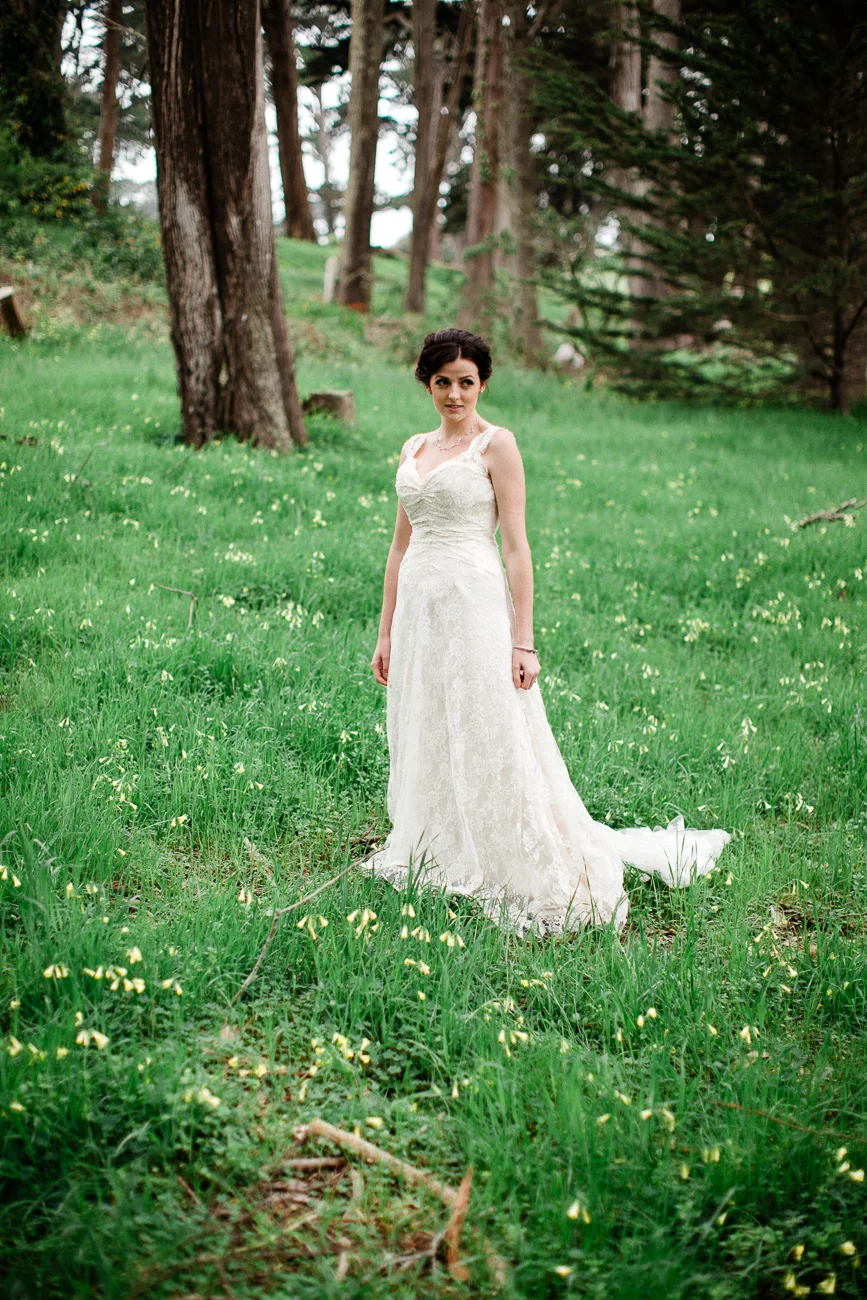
[1,238,866,1298]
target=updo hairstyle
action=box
[414,328,493,389]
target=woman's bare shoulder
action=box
[483,425,521,459]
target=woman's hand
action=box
[512,647,540,691]
[372,636,391,686]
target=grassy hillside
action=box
[1,238,866,1298]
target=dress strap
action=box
[406,432,427,457]
[470,424,502,457]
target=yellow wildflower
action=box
[8,1036,23,1057]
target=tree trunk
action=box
[609,1,646,304]
[631,0,681,301]
[0,1,68,159]
[427,61,444,264]
[644,0,679,133]
[836,310,867,414]
[145,0,307,450]
[496,5,543,363]
[92,0,122,211]
[403,0,437,313]
[309,85,339,235]
[337,0,385,312]
[404,0,474,313]
[458,0,504,335]
[262,0,316,242]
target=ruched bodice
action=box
[397,429,501,543]
[364,424,730,935]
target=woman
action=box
[366,328,729,934]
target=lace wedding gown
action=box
[364,426,730,934]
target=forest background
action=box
[1,2,866,1298]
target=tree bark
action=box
[92,0,123,211]
[608,1,646,303]
[630,0,681,301]
[644,0,679,133]
[458,0,505,335]
[145,0,307,450]
[404,0,474,313]
[262,0,316,241]
[836,310,867,414]
[403,0,437,312]
[337,0,385,312]
[497,4,544,363]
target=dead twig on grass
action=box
[282,1156,346,1172]
[177,1174,202,1205]
[69,440,107,486]
[153,582,199,631]
[793,497,867,528]
[294,1117,459,1207]
[445,1166,473,1280]
[232,849,377,1005]
[709,1099,864,1143]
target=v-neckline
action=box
[409,427,497,486]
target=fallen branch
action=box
[709,1099,863,1143]
[68,440,107,486]
[295,1117,459,1207]
[153,582,199,631]
[794,497,867,528]
[376,1229,446,1276]
[231,855,369,1005]
[177,1174,201,1206]
[445,1166,473,1281]
[283,1156,345,1172]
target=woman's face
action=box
[426,357,486,424]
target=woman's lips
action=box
[446,405,463,410]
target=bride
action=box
[366,328,729,935]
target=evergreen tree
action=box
[533,0,867,412]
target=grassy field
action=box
[1,237,866,1298]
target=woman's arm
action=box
[485,428,540,691]
[371,442,415,686]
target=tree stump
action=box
[0,288,28,338]
[302,390,356,424]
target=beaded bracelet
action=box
[513,644,537,655]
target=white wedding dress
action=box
[364,426,730,934]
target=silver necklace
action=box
[433,412,479,451]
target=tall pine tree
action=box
[533,0,867,411]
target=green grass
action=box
[1,238,866,1298]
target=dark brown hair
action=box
[414,328,493,388]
